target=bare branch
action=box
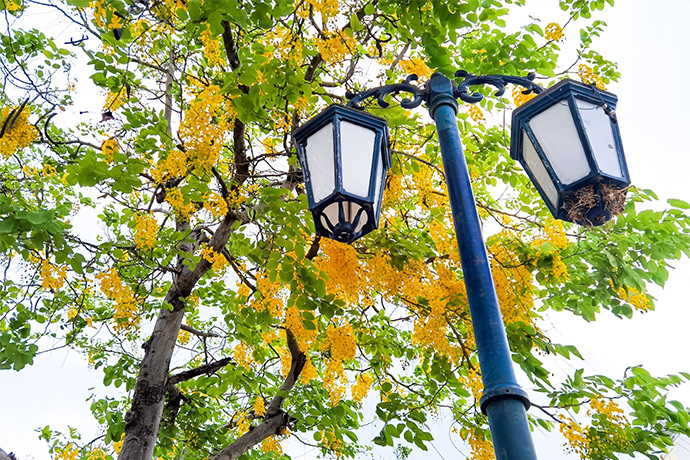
[168,357,233,387]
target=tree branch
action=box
[209,330,306,460]
[180,323,219,339]
[168,357,233,387]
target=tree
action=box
[1,0,690,459]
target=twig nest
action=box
[563,183,628,227]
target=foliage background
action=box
[1,0,690,459]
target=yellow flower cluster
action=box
[200,25,225,67]
[101,138,119,163]
[296,0,340,22]
[234,342,253,370]
[558,415,589,457]
[364,247,470,363]
[177,327,190,344]
[0,105,37,158]
[234,411,251,436]
[112,436,123,455]
[589,397,627,423]
[543,219,569,249]
[588,397,632,453]
[153,149,186,183]
[54,444,79,460]
[262,26,303,63]
[467,368,484,402]
[133,213,157,251]
[300,355,318,383]
[203,191,229,219]
[227,184,253,207]
[467,105,485,122]
[165,187,195,220]
[201,246,228,271]
[467,430,494,460]
[86,447,108,460]
[488,233,536,327]
[262,137,276,156]
[184,428,200,448]
[262,435,283,454]
[96,268,139,332]
[315,32,356,65]
[314,238,361,302]
[412,294,459,362]
[411,166,446,210]
[41,259,67,290]
[178,84,233,173]
[285,304,317,351]
[578,64,607,90]
[252,271,285,317]
[293,95,310,115]
[551,255,569,280]
[319,429,345,457]
[103,89,127,112]
[545,22,564,41]
[324,320,356,362]
[512,86,537,107]
[399,57,433,80]
[279,345,292,377]
[91,0,123,29]
[351,372,373,404]
[322,321,357,405]
[614,285,651,312]
[531,219,571,281]
[67,307,79,320]
[155,0,186,23]
[253,397,265,417]
[4,0,22,11]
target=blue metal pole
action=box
[426,73,538,460]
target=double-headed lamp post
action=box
[293,71,630,459]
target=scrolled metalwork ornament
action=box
[346,74,426,109]
[346,70,545,110]
[453,69,544,103]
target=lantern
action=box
[294,105,391,243]
[510,79,630,226]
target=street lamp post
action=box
[294,71,630,460]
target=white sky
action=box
[2,0,690,459]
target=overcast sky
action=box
[2,1,690,459]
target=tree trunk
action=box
[118,214,238,460]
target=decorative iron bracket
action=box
[345,70,545,109]
[454,69,544,103]
[346,74,426,109]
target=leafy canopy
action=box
[1,0,690,459]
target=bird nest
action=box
[562,183,628,227]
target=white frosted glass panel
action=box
[305,123,336,204]
[576,98,622,178]
[320,201,368,232]
[372,151,384,217]
[347,201,368,233]
[340,121,376,197]
[522,131,558,208]
[530,101,589,185]
[321,202,339,229]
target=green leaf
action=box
[668,198,690,209]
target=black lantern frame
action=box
[293,104,391,243]
[510,79,631,226]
